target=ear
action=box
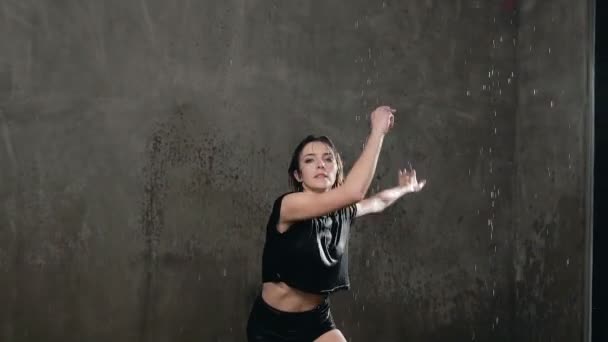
[293,170,302,182]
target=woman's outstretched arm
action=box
[355,167,426,217]
[280,106,395,223]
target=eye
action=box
[304,158,314,163]
[325,156,334,162]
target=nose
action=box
[317,160,326,169]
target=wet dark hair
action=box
[288,135,344,192]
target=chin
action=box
[305,182,332,193]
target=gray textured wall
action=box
[513,0,592,341]
[0,0,591,341]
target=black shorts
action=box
[246,294,336,342]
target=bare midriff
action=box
[261,282,324,312]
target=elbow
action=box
[349,188,366,203]
[342,181,366,202]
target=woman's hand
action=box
[370,106,395,135]
[398,167,426,192]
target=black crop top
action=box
[261,192,358,294]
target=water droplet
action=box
[494,127,497,135]
[382,1,387,8]
[483,85,487,90]
[366,79,372,85]
[550,100,554,108]
[566,258,570,266]
[533,89,537,95]
[355,20,359,28]
[223,268,227,276]
[508,78,512,84]
[548,48,552,54]
[466,90,471,96]
[496,316,499,325]
[499,36,503,42]
[474,264,477,272]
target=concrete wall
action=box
[513,0,593,341]
[0,0,591,341]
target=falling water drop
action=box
[567,258,570,266]
[466,90,471,96]
[533,89,537,95]
[550,100,554,108]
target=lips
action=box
[314,173,328,178]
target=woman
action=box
[247,105,426,341]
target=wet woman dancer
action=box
[247,105,426,341]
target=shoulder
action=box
[270,192,295,213]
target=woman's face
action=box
[294,141,337,193]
